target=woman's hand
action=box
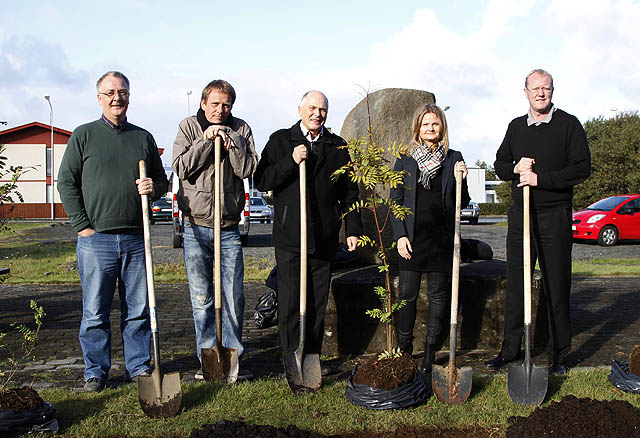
[455,161,468,179]
[397,236,413,260]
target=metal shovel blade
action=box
[283,315,321,394]
[201,308,239,383]
[432,364,472,405]
[138,368,182,419]
[507,359,548,406]
[201,345,239,383]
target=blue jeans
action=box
[77,231,151,381]
[183,221,245,359]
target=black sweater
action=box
[494,109,591,210]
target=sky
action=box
[2,0,639,167]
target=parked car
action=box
[150,197,172,224]
[461,201,480,225]
[572,194,640,246]
[171,173,251,248]
[250,197,272,223]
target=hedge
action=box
[479,203,508,215]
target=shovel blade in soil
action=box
[137,371,182,419]
[507,360,548,406]
[432,364,472,404]
[201,346,239,383]
[283,352,321,395]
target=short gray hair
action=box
[525,69,553,89]
[96,71,130,91]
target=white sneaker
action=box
[194,368,205,381]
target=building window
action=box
[46,184,52,203]
[46,147,52,177]
[486,194,495,203]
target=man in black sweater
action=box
[58,71,168,392]
[486,69,591,375]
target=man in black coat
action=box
[254,90,363,367]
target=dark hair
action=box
[201,80,236,105]
[96,71,130,91]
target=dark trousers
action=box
[397,270,450,348]
[275,248,332,354]
[502,205,573,364]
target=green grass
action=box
[573,258,640,276]
[28,369,640,438]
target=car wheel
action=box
[597,225,618,246]
[240,234,249,247]
[470,218,479,225]
[172,233,182,248]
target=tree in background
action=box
[0,145,30,232]
[574,111,640,209]
[475,160,497,181]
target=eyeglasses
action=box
[527,87,552,94]
[99,89,130,98]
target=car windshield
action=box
[251,198,266,206]
[586,196,628,211]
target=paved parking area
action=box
[1,222,638,390]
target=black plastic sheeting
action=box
[254,289,278,329]
[608,360,640,394]
[0,401,59,434]
[345,366,430,410]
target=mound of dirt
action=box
[352,353,416,390]
[190,421,496,438]
[506,395,640,437]
[0,387,43,410]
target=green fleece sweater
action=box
[58,119,168,232]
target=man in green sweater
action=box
[58,71,168,392]
[486,69,591,375]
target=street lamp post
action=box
[44,96,54,220]
[187,90,192,116]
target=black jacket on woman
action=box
[254,122,363,256]
[390,148,471,244]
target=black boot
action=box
[397,333,414,356]
[420,343,436,374]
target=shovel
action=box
[432,169,472,405]
[507,185,548,405]
[283,158,322,394]
[137,160,182,419]
[201,135,240,383]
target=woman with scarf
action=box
[390,103,470,373]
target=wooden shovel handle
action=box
[523,185,532,324]
[450,170,463,324]
[214,137,223,341]
[299,160,307,315]
[139,160,157,330]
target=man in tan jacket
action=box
[172,80,258,380]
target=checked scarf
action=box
[411,143,445,189]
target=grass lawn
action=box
[33,369,639,437]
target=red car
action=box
[572,194,640,246]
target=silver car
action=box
[249,197,272,223]
[461,201,480,225]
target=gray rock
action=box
[340,88,436,264]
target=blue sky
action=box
[2,0,639,166]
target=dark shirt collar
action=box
[101,114,127,130]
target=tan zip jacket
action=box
[172,115,258,228]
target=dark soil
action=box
[630,345,640,376]
[0,387,43,410]
[190,421,496,438]
[506,395,640,437]
[352,353,416,390]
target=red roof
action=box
[0,121,73,137]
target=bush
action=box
[479,203,508,215]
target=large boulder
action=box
[339,88,436,264]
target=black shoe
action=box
[420,344,436,374]
[83,377,105,392]
[548,363,568,375]
[484,354,513,370]
[321,363,332,377]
